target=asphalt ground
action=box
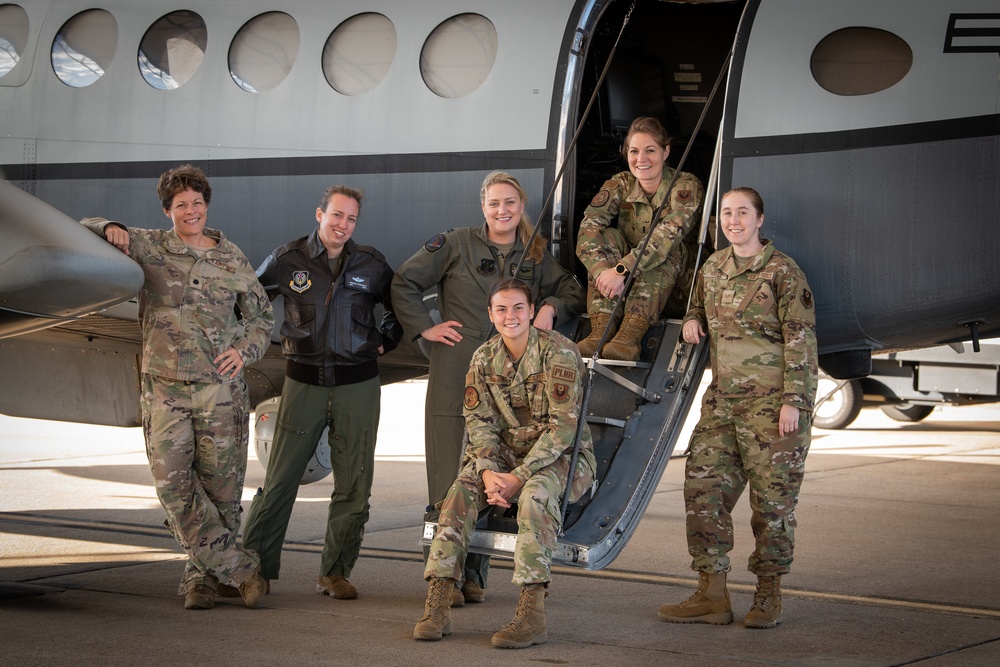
[1,378,999,666]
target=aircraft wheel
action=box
[813,377,862,430]
[880,403,934,422]
[253,397,332,484]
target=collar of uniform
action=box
[489,326,539,382]
[624,166,675,207]
[306,227,356,261]
[474,222,525,253]
[163,227,229,256]
[721,239,775,276]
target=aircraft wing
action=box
[0,180,144,339]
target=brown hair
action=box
[320,184,364,215]
[721,186,765,217]
[621,116,672,161]
[488,277,535,308]
[480,171,545,263]
[157,164,211,210]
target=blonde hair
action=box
[479,171,545,263]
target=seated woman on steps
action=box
[575,116,704,361]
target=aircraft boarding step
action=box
[421,318,709,570]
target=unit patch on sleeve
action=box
[464,386,480,410]
[424,233,447,253]
[801,288,814,309]
[590,189,611,208]
[552,383,570,403]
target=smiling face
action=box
[482,182,524,244]
[626,131,669,190]
[488,287,535,347]
[164,188,208,244]
[316,193,359,256]
[720,190,765,256]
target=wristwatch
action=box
[614,263,630,276]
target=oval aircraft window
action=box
[229,11,299,94]
[138,11,208,90]
[811,27,912,96]
[323,13,397,96]
[0,4,29,79]
[420,13,497,98]
[51,9,118,88]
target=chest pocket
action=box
[523,373,548,419]
[735,274,782,343]
[350,304,379,355]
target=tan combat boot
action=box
[576,312,614,358]
[601,314,651,361]
[461,579,486,603]
[491,583,547,648]
[183,584,215,610]
[744,575,782,628]
[658,571,734,625]
[413,577,455,640]
[238,568,269,609]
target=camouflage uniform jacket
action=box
[463,327,596,501]
[392,224,583,342]
[576,167,704,276]
[81,217,274,383]
[683,241,818,410]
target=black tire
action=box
[880,403,934,422]
[813,377,863,430]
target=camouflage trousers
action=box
[424,456,570,586]
[587,226,692,324]
[683,390,811,577]
[140,374,260,594]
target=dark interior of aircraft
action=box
[571,0,743,247]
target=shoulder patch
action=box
[801,288,814,309]
[590,189,611,208]
[464,386,480,410]
[552,383,571,403]
[424,233,447,253]
[675,189,693,203]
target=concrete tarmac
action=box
[2,379,999,666]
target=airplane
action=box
[1,0,998,569]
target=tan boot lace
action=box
[751,577,778,610]
[427,579,449,609]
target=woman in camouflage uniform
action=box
[392,171,583,603]
[658,187,818,629]
[81,165,272,611]
[575,116,704,360]
[413,278,595,648]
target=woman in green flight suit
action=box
[391,171,584,604]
